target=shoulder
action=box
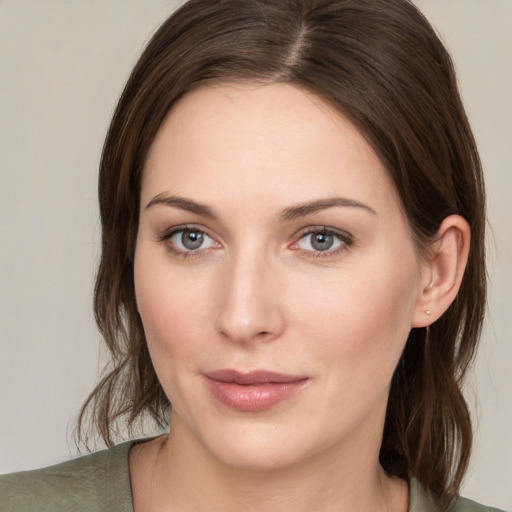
[448,496,507,512]
[410,478,507,512]
[0,441,134,512]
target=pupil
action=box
[312,232,333,251]
[182,230,204,250]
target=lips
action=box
[204,369,308,412]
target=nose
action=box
[214,251,285,344]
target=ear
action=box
[412,215,471,328]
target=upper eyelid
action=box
[158,224,213,240]
[294,226,353,241]
[156,224,353,250]
[159,226,220,256]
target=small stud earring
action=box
[425,310,431,316]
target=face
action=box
[135,83,426,471]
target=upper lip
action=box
[205,369,307,385]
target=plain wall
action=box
[0,1,510,509]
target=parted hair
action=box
[78,0,486,504]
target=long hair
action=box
[77,0,486,503]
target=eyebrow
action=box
[145,194,217,218]
[279,197,376,220]
[145,194,376,220]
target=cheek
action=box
[134,247,199,369]
[134,270,202,412]
[288,256,420,382]
[135,234,212,328]
[136,270,210,350]
[133,246,228,408]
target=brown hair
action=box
[78,0,486,504]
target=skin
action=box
[130,83,469,512]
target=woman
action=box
[0,0,505,510]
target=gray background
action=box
[0,1,510,509]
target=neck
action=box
[137,416,408,512]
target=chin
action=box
[184,416,306,471]
[198,415,348,474]
[207,438,304,472]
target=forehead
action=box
[142,82,400,217]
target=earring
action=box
[425,310,431,316]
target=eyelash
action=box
[157,225,354,259]
[291,227,354,259]
[158,224,218,259]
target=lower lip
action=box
[205,378,308,412]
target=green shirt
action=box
[0,441,505,511]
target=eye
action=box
[164,227,218,253]
[293,228,352,255]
